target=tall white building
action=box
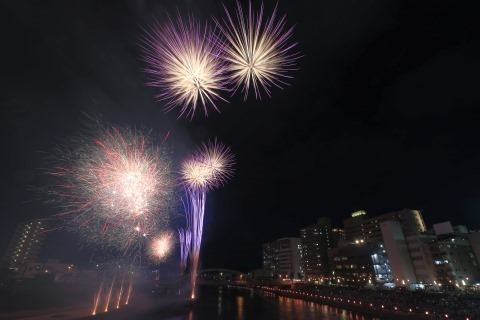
[380,220,417,288]
[404,233,437,285]
[381,220,480,288]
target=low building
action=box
[262,238,302,281]
[328,241,392,286]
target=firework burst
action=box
[139,13,229,119]
[213,0,301,100]
[148,231,175,263]
[181,139,235,191]
[181,139,235,298]
[42,117,174,253]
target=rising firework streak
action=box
[181,139,235,298]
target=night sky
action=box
[1,0,479,273]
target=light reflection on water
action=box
[163,286,379,320]
[270,294,375,320]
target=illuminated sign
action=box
[351,210,366,218]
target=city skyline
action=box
[1,0,479,273]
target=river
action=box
[151,286,379,320]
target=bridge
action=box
[196,268,247,286]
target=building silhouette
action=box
[2,220,48,271]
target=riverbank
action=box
[230,285,478,320]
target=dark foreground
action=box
[2,282,478,320]
[0,283,376,320]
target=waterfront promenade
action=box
[231,284,479,320]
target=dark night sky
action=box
[1,0,479,272]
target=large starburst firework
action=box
[139,13,229,119]
[213,0,301,100]
[43,118,174,253]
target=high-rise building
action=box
[2,220,48,270]
[300,217,342,281]
[262,238,302,280]
[343,209,426,244]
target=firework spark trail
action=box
[92,278,105,315]
[139,13,229,119]
[104,275,116,312]
[116,275,125,309]
[125,272,134,305]
[178,227,191,274]
[185,188,206,299]
[42,118,173,254]
[181,139,234,299]
[213,0,301,100]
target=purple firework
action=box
[139,13,229,119]
[213,0,301,100]
[178,227,191,275]
[180,139,235,299]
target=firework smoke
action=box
[213,0,301,100]
[139,13,229,119]
[181,139,234,298]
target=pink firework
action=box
[148,231,175,262]
[43,118,173,252]
[139,13,229,119]
[213,0,301,100]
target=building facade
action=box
[380,220,480,288]
[328,241,388,286]
[300,217,340,281]
[468,231,480,266]
[430,223,480,287]
[343,209,426,244]
[380,220,418,288]
[262,238,302,280]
